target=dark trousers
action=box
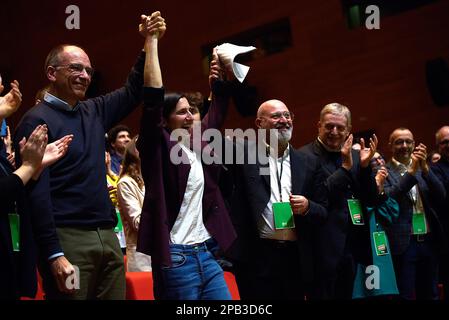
[439,253,449,300]
[312,252,356,300]
[393,236,439,300]
[234,239,305,300]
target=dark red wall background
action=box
[1,0,448,157]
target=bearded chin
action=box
[278,127,293,144]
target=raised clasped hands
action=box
[139,11,166,40]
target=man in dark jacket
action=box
[385,127,446,300]
[430,126,449,300]
[299,103,378,299]
[227,99,328,300]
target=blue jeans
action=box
[153,239,231,300]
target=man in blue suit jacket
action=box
[384,127,446,300]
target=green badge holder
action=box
[412,211,427,235]
[8,213,20,252]
[114,209,124,233]
[373,231,389,256]
[273,202,295,229]
[347,199,365,225]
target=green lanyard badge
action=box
[412,211,427,235]
[8,213,20,252]
[347,199,365,225]
[373,231,389,256]
[272,202,295,230]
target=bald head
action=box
[436,126,449,144]
[255,99,293,149]
[389,128,415,164]
[45,44,89,72]
[45,44,92,106]
[257,99,289,118]
[436,126,449,159]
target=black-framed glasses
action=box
[53,63,94,77]
[438,139,449,146]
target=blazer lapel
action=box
[312,140,336,176]
[290,147,304,195]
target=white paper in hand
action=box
[215,43,256,83]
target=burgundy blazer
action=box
[136,84,236,267]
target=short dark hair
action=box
[163,92,185,120]
[107,125,131,147]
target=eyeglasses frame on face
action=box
[261,111,294,121]
[322,123,348,133]
[438,139,449,146]
[393,139,415,146]
[53,63,94,77]
[370,156,385,164]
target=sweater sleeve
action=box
[92,51,146,131]
[14,118,63,259]
[201,80,233,130]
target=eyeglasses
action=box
[438,139,449,146]
[266,111,294,121]
[370,156,385,164]
[53,63,94,77]
[393,139,414,146]
[323,123,347,133]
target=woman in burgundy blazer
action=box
[136,12,236,300]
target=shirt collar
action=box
[44,92,80,112]
[391,157,412,172]
[317,136,342,152]
[264,140,290,158]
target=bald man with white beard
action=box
[225,99,328,300]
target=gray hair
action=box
[320,103,351,128]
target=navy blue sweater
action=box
[14,52,145,259]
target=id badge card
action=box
[272,202,295,230]
[347,199,364,225]
[8,213,20,252]
[412,211,427,235]
[373,231,389,256]
[114,209,124,233]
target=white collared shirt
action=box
[258,145,297,241]
[391,157,428,230]
[170,143,211,245]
